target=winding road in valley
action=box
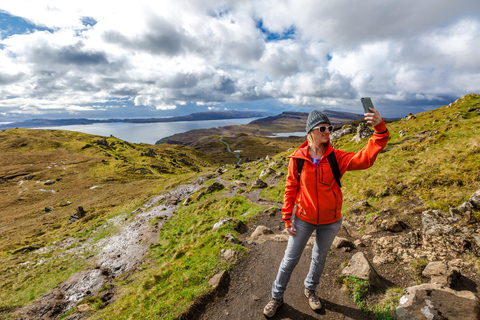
[219,136,242,165]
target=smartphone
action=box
[361,97,375,113]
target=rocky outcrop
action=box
[372,209,479,263]
[330,125,355,140]
[396,283,480,320]
[351,122,374,143]
[96,137,109,146]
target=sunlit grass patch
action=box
[90,194,263,320]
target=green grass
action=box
[89,193,264,320]
[0,129,216,316]
[337,93,480,215]
[342,276,403,320]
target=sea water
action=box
[36,118,260,145]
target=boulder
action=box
[333,237,355,249]
[250,226,273,240]
[396,283,480,320]
[206,182,224,193]
[251,179,268,189]
[399,129,407,137]
[208,270,228,289]
[422,261,460,287]
[342,252,384,288]
[68,206,87,223]
[259,168,275,179]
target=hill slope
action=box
[2,94,480,320]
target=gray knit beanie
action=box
[306,110,331,133]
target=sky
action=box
[0,0,479,122]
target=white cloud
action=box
[0,0,479,120]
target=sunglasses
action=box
[313,125,333,133]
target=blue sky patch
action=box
[0,10,52,39]
[80,16,97,27]
[255,19,295,42]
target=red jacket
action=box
[282,120,389,228]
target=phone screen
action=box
[361,97,374,113]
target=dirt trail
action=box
[194,190,373,320]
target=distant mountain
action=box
[249,110,362,127]
[0,111,271,130]
[156,109,364,145]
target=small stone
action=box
[208,270,227,289]
[77,304,93,312]
[220,249,238,261]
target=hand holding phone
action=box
[361,97,383,126]
[361,97,375,114]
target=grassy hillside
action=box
[258,93,480,222]
[0,129,216,314]
[1,93,479,319]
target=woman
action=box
[263,108,389,317]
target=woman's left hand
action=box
[364,108,383,126]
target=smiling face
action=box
[309,122,331,145]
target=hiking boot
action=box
[304,288,322,310]
[263,297,283,317]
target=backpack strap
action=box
[295,158,304,182]
[295,153,342,188]
[327,151,342,188]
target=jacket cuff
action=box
[373,119,387,134]
[283,219,292,228]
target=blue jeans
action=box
[271,216,342,300]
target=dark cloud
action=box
[103,15,192,56]
[0,72,24,85]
